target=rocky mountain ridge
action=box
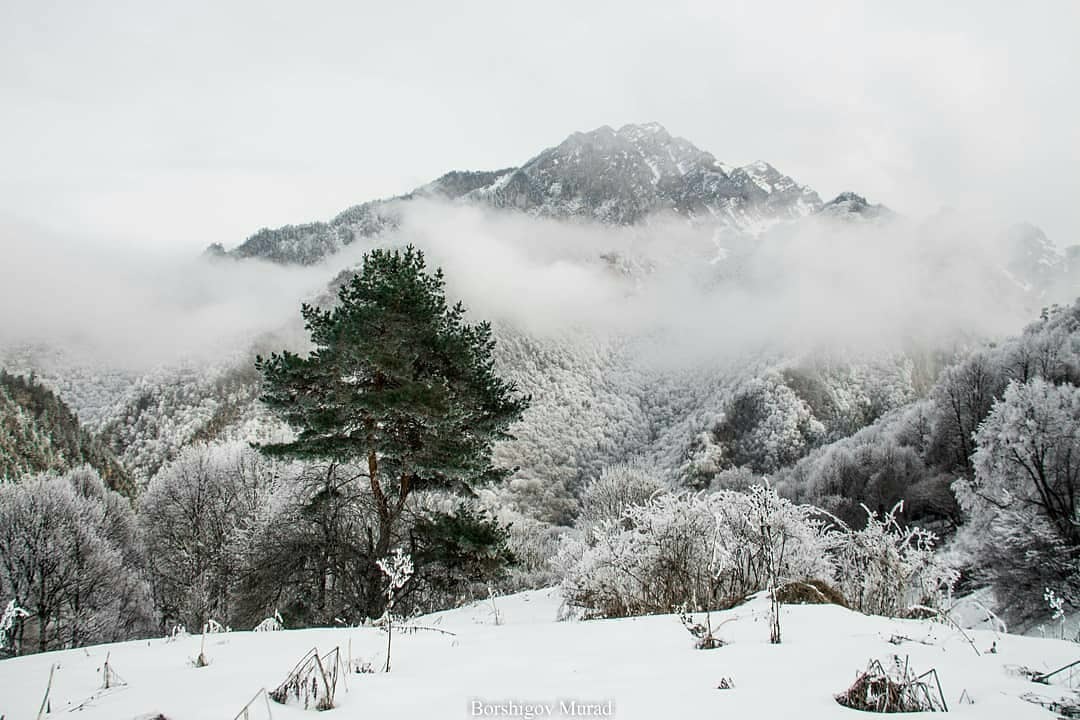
[216,122,828,265]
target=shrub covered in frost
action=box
[829,503,957,617]
[560,485,831,618]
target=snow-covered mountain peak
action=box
[832,191,868,204]
[618,120,669,136]
[1004,221,1066,292]
[736,160,789,191]
[220,123,827,263]
[537,122,722,182]
[818,191,893,221]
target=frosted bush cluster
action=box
[562,482,956,620]
[561,485,832,617]
[830,503,957,616]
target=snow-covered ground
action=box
[1,589,1078,719]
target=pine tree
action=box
[255,246,528,616]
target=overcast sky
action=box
[1,0,1077,253]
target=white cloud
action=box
[0,216,330,368]
[1,199,1037,371]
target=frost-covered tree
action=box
[577,461,664,530]
[561,490,718,618]
[782,356,919,442]
[777,420,957,530]
[955,378,1080,622]
[236,460,372,627]
[716,484,834,602]
[139,442,283,632]
[712,375,825,475]
[926,349,1007,475]
[489,329,654,523]
[956,507,1078,627]
[1000,306,1080,387]
[480,499,567,591]
[967,379,1080,545]
[99,362,269,484]
[0,468,151,654]
[772,301,1080,618]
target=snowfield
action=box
[0,589,1077,720]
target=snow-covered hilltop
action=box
[0,589,1075,720]
[218,122,824,265]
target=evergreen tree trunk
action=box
[368,451,393,558]
[365,450,392,619]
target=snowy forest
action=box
[2,125,1080,666]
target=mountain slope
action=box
[219,123,822,265]
[0,370,131,494]
[421,123,821,226]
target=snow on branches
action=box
[377,549,415,672]
[561,485,955,621]
[0,599,29,652]
[561,485,831,618]
[830,502,956,617]
[377,549,415,609]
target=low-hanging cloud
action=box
[0,201,1046,373]
[389,200,1038,363]
[0,218,332,369]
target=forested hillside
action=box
[777,300,1080,625]
[0,370,130,495]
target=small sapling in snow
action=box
[377,548,414,672]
